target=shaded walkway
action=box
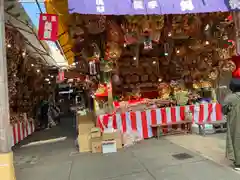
[13,116,77,168]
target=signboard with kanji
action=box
[38,13,58,41]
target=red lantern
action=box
[232,56,240,78]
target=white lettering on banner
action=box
[229,0,240,9]
[133,0,144,9]
[42,15,47,21]
[96,0,105,12]
[44,21,52,39]
[180,0,194,11]
[148,0,158,9]
[51,16,56,22]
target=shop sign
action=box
[38,14,58,41]
[96,0,105,13]
[57,71,64,82]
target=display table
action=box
[97,103,222,139]
[11,120,35,147]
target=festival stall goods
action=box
[44,1,240,140]
[65,12,236,138]
[6,26,57,146]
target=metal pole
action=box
[0,0,12,153]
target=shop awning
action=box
[45,0,75,65]
[68,0,236,15]
[5,0,58,66]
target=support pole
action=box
[0,0,16,179]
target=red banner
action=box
[232,56,240,78]
[38,13,58,41]
[56,71,64,83]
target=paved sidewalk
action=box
[165,133,231,166]
[14,137,240,180]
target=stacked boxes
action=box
[77,112,94,153]
[77,112,123,153]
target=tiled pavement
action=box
[13,116,239,180]
[14,135,240,180]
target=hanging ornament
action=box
[112,74,121,85]
[222,60,236,72]
[232,56,240,77]
[89,61,97,75]
[144,36,152,50]
[204,23,213,39]
[208,68,219,80]
[151,30,161,43]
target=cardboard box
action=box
[102,140,117,154]
[91,137,102,153]
[77,113,95,134]
[78,134,91,153]
[77,112,94,124]
[102,131,122,149]
[115,137,122,149]
[90,127,101,138]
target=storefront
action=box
[5,0,60,148]
[45,0,240,152]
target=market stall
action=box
[78,12,234,138]
[5,0,59,147]
[44,1,240,152]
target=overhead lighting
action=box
[133,57,137,60]
[51,75,54,78]
[22,52,26,57]
[152,61,156,64]
[7,44,11,48]
[45,78,50,82]
[176,50,180,54]
[31,64,34,67]
[205,41,209,45]
[168,32,172,37]
[36,69,40,73]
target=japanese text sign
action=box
[38,14,58,41]
[57,71,64,83]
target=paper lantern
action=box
[232,56,240,78]
[112,74,121,85]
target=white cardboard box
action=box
[102,140,117,154]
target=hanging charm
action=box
[89,61,97,75]
[144,36,152,49]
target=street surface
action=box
[13,118,239,180]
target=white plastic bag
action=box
[122,130,143,147]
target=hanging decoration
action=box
[38,13,58,41]
[89,61,97,75]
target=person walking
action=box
[40,97,49,129]
[223,78,240,170]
